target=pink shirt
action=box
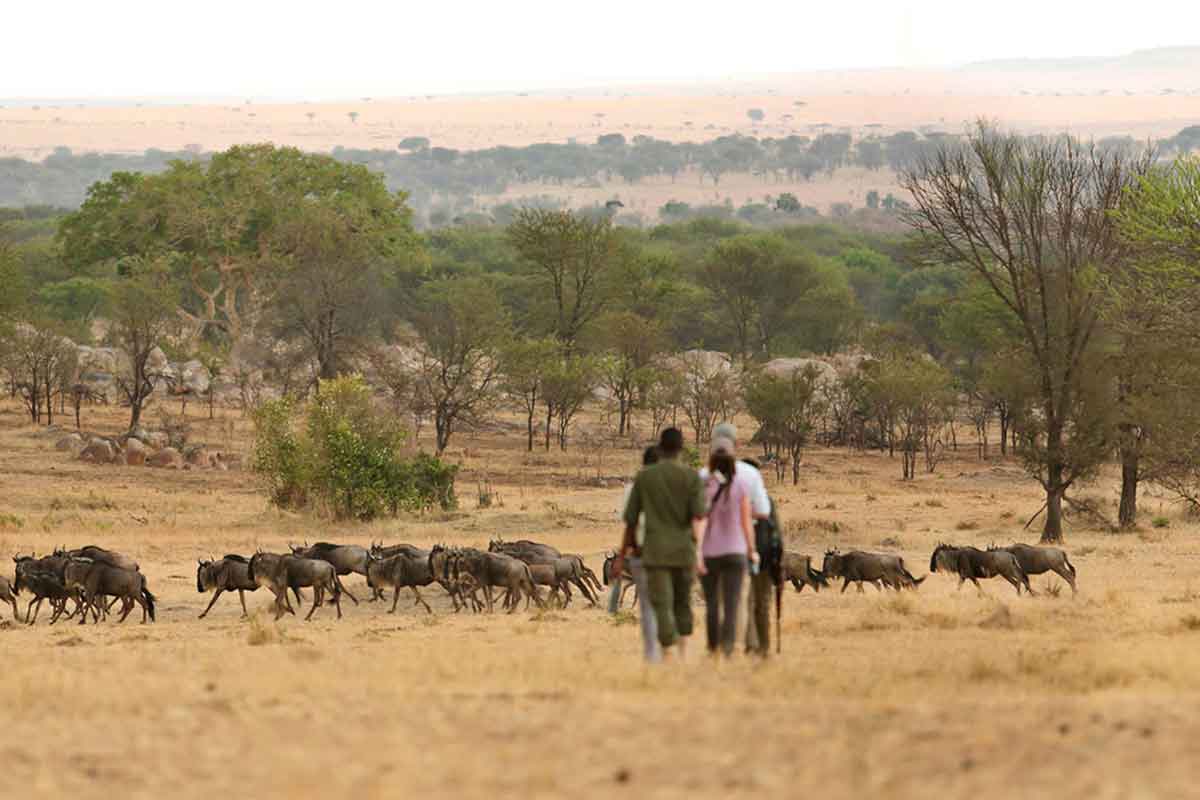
[701,468,751,558]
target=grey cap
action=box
[710,436,736,455]
[713,422,737,443]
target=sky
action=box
[2,0,1197,99]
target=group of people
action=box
[612,422,777,663]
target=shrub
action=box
[1152,516,1170,529]
[251,375,458,520]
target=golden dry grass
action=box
[2,398,1200,799]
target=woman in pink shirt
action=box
[699,437,758,656]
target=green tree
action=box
[408,277,511,454]
[500,337,559,452]
[744,364,826,484]
[867,354,956,479]
[592,310,665,437]
[106,257,180,430]
[508,209,622,350]
[902,123,1152,541]
[542,353,601,450]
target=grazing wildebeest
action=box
[250,553,344,621]
[930,544,1031,595]
[197,555,260,618]
[0,574,22,621]
[781,552,828,593]
[80,563,156,623]
[602,552,639,607]
[997,543,1077,593]
[823,550,925,594]
[441,547,543,614]
[290,542,369,604]
[55,545,139,573]
[364,551,436,613]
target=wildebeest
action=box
[13,554,73,624]
[527,558,598,608]
[435,546,543,614]
[494,541,598,606]
[245,552,307,613]
[55,545,139,573]
[996,543,1077,593]
[289,542,369,604]
[602,552,639,607]
[823,550,925,593]
[249,553,344,621]
[74,561,156,623]
[488,538,562,561]
[197,555,260,618]
[0,574,22,621]
[781,552,828,593]
[364,551,436,613]
[930,544,1032,595]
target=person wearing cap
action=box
[614,444,662,663]
[698,435,758,655]
[618,427,707,661]
[707,421,774,656]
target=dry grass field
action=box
[3,397,1200,799]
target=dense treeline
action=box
[3,125,1198,223]
[3,132,1200,542]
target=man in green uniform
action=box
[617,427,707,661]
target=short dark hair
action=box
[642,446,659,466]
[658,427,684,456]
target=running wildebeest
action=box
[78,562,156,623]
[289,542,369,604]
[197,555,260,618]
[437,546,543,614]
[55,545,139,573]
[14,554,73,624]
[493,542,598,606]
[930,544,1032,595]
[364,551,436,614]
[781,552,828,593]
[996,543,1077,593]
[823,550,925,593]
[0,574,22,621]
[250,553,344,621]
[245,552,307,614]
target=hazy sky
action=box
[3,0,1196,98]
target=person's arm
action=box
[692,474,709,576]
[740,493,758,562]
[615,480,643,574]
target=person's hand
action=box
[748,551,761,576]
[696,557,707,577]
[612,554,626,579]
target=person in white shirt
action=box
[710,422,776,656]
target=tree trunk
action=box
[1118,444,1139,529]
[544,405,553,452]
[526,406,535,452]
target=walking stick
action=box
[774,560,783,655]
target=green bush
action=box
[1152,516,1171,529]
[251,375,457,520]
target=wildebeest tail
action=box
[143,587,156,622]
[1064,553,1076,577]
[332,572,347,598]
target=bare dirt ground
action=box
[3,398,1200,799]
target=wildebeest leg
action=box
[238,589,249,617]
[306,585,322,620]
[970,577,984,594]
[25,597,39,624]
[289,587,303,611]
[390,586,402,614]
[118,596,135,623]
[8,597,19,622]
[483,584,495,614]
[332,583,342,619]
[411,587,432,614]
[199,588,224,619]
[273,590,288,621]
[841,578,851,594]
[340,580,360,606]
[1054,566,1077,594]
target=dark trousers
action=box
[646,566,694,648]
[745,570,773,656]
[700,554,746,655]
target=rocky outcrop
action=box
[79,439,118,464]
[124,437,148,466]
[55,433,85,454]
[147,447,183,469]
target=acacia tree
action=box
[593,310,665,437]
[867,354,956,480]
[1108,157,1200,525]
[541,354,601,451]
[409,277,510,454]
[678,351,738,445]
[902,123,1152,541]
[500,337,559,452]
[59,145,407,351]
[508,209,621,350]
[744,364,826,485]
[106,258,180,430]
[1,321,76,425]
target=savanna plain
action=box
[3,399,1199,799]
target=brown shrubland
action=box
[2,398,1200,798]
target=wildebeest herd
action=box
[1,538,1076,626]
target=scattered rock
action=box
[124,438,148,466]
[55,433,85,454]
[79,440,117,464]
[143,431,170,450]
[185,447,213,469]
[147,447,183,469]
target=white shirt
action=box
[699,459,770,518]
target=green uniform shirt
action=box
[623,459,707,568]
